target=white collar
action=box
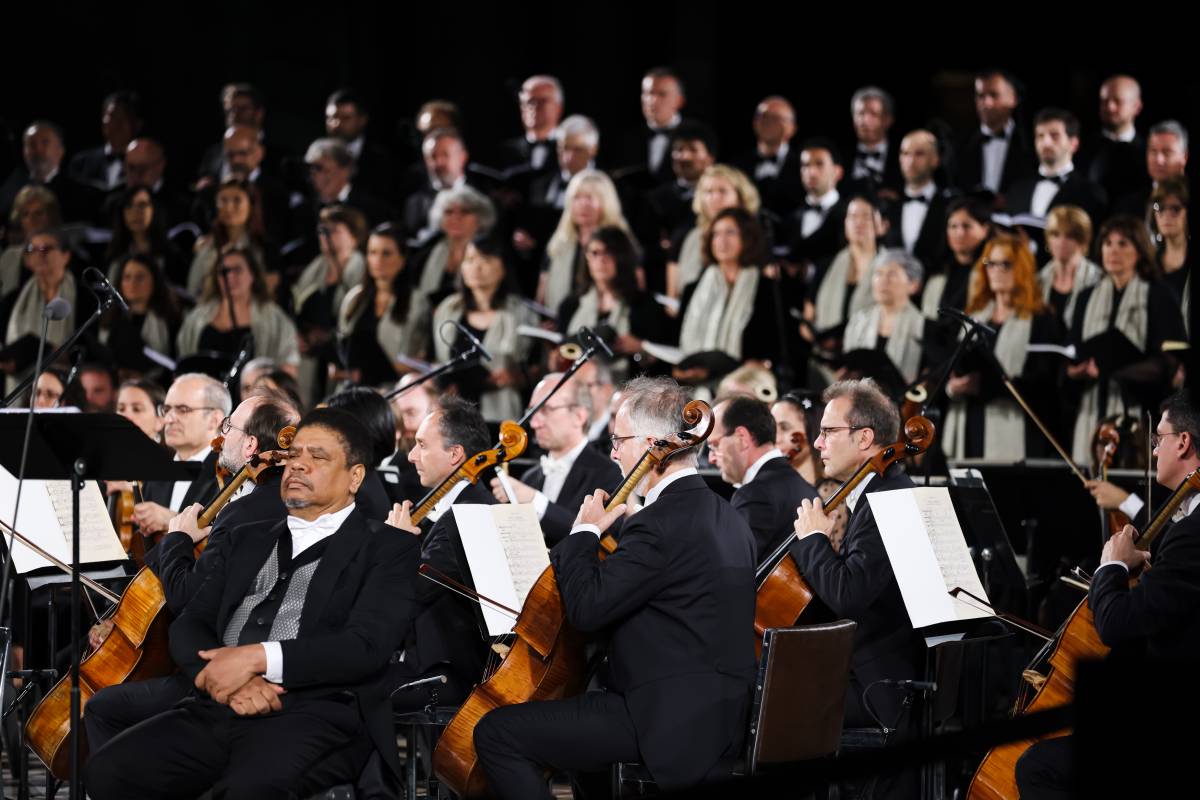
[645,467,697,507]
[742,448,784,487]
[286,501,356,537]
[346,136,365,159]
[1103,127,1137,143]
[430,478,471,521]
[336,182,352,202]
[430,173,466,192]
[1184,493,1200,517]
[905,181,936,200]
[846,471,875,513]
[588,410,611,442]
[174,444,213,463]
[759,141,790,161]
[806,188,840,210]
[648,114,681,133]
[980,119,1015,139]
[545,436,589,469]
[857,140,887,156]
[526,131,553,145]
[1038,162,1074,179]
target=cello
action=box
[23,426,296,779]
[406,420,528,525]
[751,415,935,657]
[966,467,1200,799]
[431,399,714,798]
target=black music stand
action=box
[0,412,191,800]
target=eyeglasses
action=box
[817,426,866,440]
[158,404,220,418]
[1153,203,1185,216]
[219,416,246,435]
[1152,431,1183,449]
[609,433,638,449]
[983,259,1014,270]
[24,244,59,256]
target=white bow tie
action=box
[287,514,343,537]
[540,455,570,479]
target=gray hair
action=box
[871,247,923,285]
[524,74,564,106]
[555,114,599,150]
[850,86,895,119]
[173,372,232,416]
[430,184,497,236]
[620,376,698,467]
[822,378,899,445]
[1150,119,1189,154]
[304,137,355,170]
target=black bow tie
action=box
[803,201,825,213]
[857,147,885,159]
[904,194,930,205]
[1039,173,1068,186]
[981,130,1009,143]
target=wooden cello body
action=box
[432,400,713,798]
[751,415,935,656]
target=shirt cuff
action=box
[1096,560,1130,575]
[533,492,549,520]
[570,523,600,538]
[262,642,283,683]
[1118,493,1144,520]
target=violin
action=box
[212,434,231,488]
[967,468,1200,799]
[408,421,528,525]
[752,416,935,657]
[431,400,714,798]
[1095,421,1132,537]
[783,430,807,469]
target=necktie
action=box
[1040,174,1067,186]
[905,194,930,205]
[540,455,569,479]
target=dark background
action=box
[4,4,1198,185]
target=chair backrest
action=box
[746,620,857,772]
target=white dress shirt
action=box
[426,479,470,523]
[901,183,936,253]
[647,114,681,174]
[570,468,698,538]
[532,437,589,518]
[980,119,1015,193]
[169,445,213,512]
[755,142,789,181]
[262,502,357,681]
[1030,163,1074,218]
[1102,127,1137,143]
[852,141,889,182]
[741,448,784,488]
[801,189,841,239]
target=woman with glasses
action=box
[1,185,60,297]
[666,164,761,302]
[0,229,98,394]
[841,248,930,395]
[539,170,632,312]
[176,246,299,381]
[1150,177,1190,321]
[1066,214,1187,463]
[185,178,270,299]
[942,232,1065,461]
[1038,205,1103,327]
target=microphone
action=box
[882,679,938,693]
[452,320,493,362]
[938,306,996,338]
[44,297,71,321]
[83,267,129,314]
[579,326,614,359]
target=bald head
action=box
[899,129,939,188]
[753,96,796,151]
[1100,75,1142,136]
[125,138,166,189]
[223,124,264,178]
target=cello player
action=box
[1016,390,1200,799]
[472,375,758,798]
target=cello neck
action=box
[1136,470,1200,550]
[411,467,469,525]
[822,449,891,513]
[605,451,659,513]
[198,466,253,528]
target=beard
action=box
[284,497,311,509]
[218,451,243,474]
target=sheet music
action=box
[492,505,551,603]
[867,487,992,629]
[452,504,550,637]
[45,481,129,564]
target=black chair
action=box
[392,674,460,800]
[613,620,858,798]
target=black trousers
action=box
[474,691,641,800]
[84,695,372,800]
[83,673,192,754]
[1015,734,1074,800]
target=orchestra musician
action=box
[84,408,420,799]
[473,376,758,798]
[1016,390,1200,799]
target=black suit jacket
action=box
[731,456,819,562]
[1090,509,1200,660]
[0,167,102,224]
[169,508,419,778]
[787,194,850,268]
[843,138,904,198]
[883,187,954,271]
[551,473,757,789]
[732,146,804,218]
[1005,171,1108,227]
[617,121,689,187]
[1082,134,1148,205]
[401,481,494,690]
[144,467,287,614]
[496,136,555,174]
[141,449,222,514]
[954,124,1037,198]
[68,145,122,192]
[788,466,923,725]
[519,443,622,545]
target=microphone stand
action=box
[384,321,491,401]
[219,268,255,397]
[2,288,111,408]
[920,309,991,486]
[516,326,612,427]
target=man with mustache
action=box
[85,408,419,798]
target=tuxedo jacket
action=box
[68,145,122,192]
[1005,171,1108,227]
[144,467,287,614]
[787,194,850,268]
[732,146,804,218]
[642,180,696,245]
[616,120,690,187]
[401,481,494,690]
[351,139,399,203]
[788,466,923,724]
[141,449,222,516]
[953,124,1037,197]
[495,135,555,175]
[169,508,419,778]
[1082,134,1148,205]
[519,443,622,545]
[883,187,955,272]
[551,474,757,789]
[843,138,904,198]
[731,457,819,562]
[1090,509,1200,660]
[0,167,102,225]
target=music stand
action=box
[0,412,191,799]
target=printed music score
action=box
[453,504,551,636]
